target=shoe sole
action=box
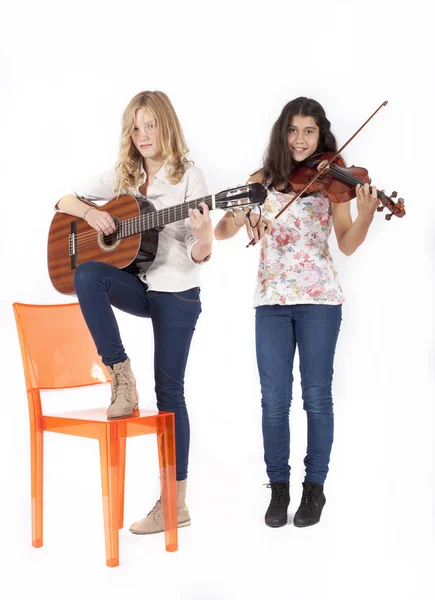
[293,508,324,527]
[293,518,321,527]
[129,519,191,535]
[107,405,139,420]
[265,520,288,528]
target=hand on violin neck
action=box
[355,182,381,223]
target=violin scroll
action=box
[376,190,405,220]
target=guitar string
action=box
[71,201,210,246]
[67,189,258,249]
[68,205,215,250]
[68,203,259,252]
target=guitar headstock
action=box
[215,183,267,210]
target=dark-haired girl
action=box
[215,97,380,528]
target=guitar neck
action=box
[118,195,214,239]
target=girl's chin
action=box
[292,151,315,162]
[140,150,161,159]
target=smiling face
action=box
[287,115,320,162]
[131,107,163,161]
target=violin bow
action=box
[247,100,388,247]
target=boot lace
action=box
[266,483,287,507]
[110,370,130,405]
[147,499,162,518]
[301,486,318,509]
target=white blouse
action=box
[70,163,209,292]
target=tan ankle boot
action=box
[129,479,191,535]
[106,358,139,419]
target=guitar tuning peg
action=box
[391,191,397,198]
[397,198,404,205]
[385,213,392,221]
[377,206,385,212]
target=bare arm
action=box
[56,194,116,235]
[57,194,92,218]
[332,183,380,256]
[214,210,249,240]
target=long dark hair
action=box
[261,97,337,192]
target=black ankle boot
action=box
[293,481,326,527]
[265,482,290,527]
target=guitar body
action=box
[48,194,143,295]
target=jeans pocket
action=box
[174,288,201,303]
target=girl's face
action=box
[287,115,320,162]
[131,107,162,161]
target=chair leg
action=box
[30,421,43,548]
[118,438,126,530]
[99,423,120,567]
[157,413,178,552]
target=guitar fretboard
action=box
[117,194,215,238]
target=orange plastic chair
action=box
[13,302,178,567]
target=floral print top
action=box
[254,189,345,306]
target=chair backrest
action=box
[13,302,110,391]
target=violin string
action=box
[328,165,389,201]
[328,165,366,187]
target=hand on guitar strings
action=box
[84,207,117,235]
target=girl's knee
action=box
[73,261,101,288]
[261,393,291,419]
[303,391,333,413]
[156,388,187,414]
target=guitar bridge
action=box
[69,221,77,270]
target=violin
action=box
[247,101,405,247]
[290,151,405,220]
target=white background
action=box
[0,1,433,598]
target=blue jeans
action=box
[74,261,201,481]
[255,304,342,485]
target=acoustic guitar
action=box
[47,183,267,294]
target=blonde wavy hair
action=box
[115,91,192,193]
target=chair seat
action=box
[44,407,160,423]
[42,408,169,440]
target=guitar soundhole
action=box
[103,232,117,244]
[97,216,122,252]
